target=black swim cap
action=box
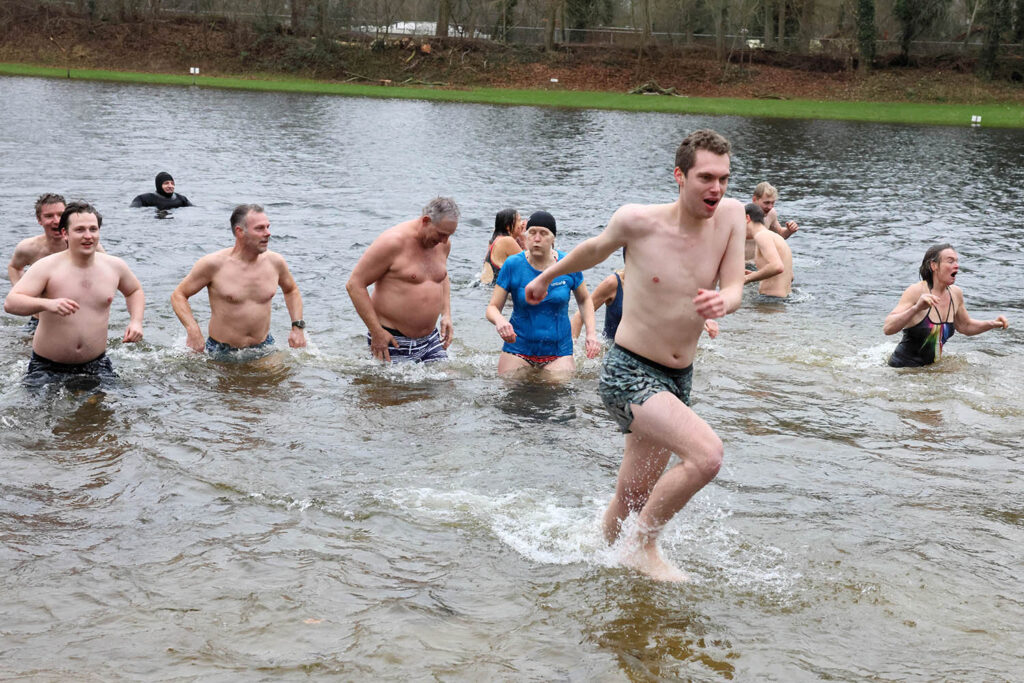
[526,210,556,236]
[155,171,174,196]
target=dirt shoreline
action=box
[2,5,1022,106]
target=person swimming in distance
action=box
[130,172,192,210]
[884,243,1008,367]
[486,210,601,380]
[480,208,525,285]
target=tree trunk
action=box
[857,0,876,70]
[1015,0,1024,43]
[764,0,773,47]
[980,0,1009,78]
[777,0,786,49]
[291,0,304,34]
[714,1,727,61]
[799,0,815,54]
[641,0,652,47]
[545,0,557,49]
[963,0,981,47]
[437,0,450,37]
[316,0,328,37]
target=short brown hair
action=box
[230,204,265,233]
[59,201,102,231]
[35,193,66,219]
[674,129,731,175]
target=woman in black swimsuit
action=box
[884,243,1008,367]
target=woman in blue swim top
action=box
[485,210,601,379]
[884,243,1008,367]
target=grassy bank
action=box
[3,61,1021,129]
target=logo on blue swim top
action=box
[550,281,568,287]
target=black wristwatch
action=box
[291,319,306,329]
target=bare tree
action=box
[857,0,876,69]
[979,0,1010,77]
[437,0,450,36]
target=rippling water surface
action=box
[2,76,1023,680]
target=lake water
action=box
[1,75,1022,680]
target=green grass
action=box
[2,61,1021,128]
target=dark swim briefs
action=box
[26,351,115,382]
[368,326,448,364]
[598,343,693,434]
[205,334,276,362]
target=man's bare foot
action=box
[620,537,689,583]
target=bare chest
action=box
[387,248,448,285]
[47,267,119,310]
[635,231,725,293]
[210,262,279,304]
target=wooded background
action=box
[11,0,1024,74]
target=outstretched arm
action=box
[952,288,1009,336]
[525,211,629,304]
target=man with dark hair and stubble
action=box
[171,204,306,361]
[525,130,745,582]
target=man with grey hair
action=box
[171,204,306,360]
[347,197,459,363]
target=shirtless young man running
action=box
[171,204,306,360]
[525,130,745,581]
[346,197,459,363]
[4,202,144,380]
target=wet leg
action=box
[609,391,723,582]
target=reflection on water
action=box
[1,75,1022,679]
